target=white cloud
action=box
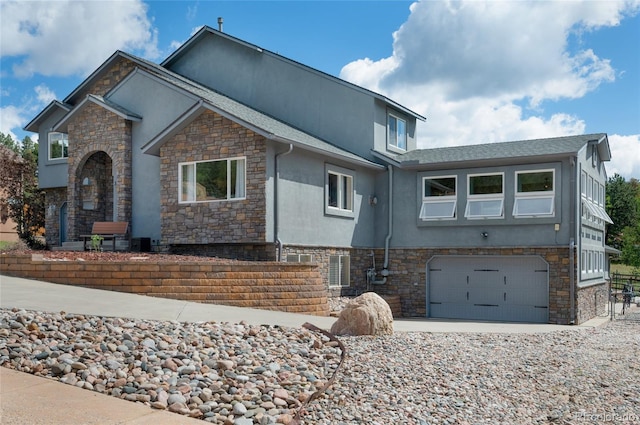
[340,0,639,180]
[607,134,640,179]
[0,105,23,141]
[0,0,159,78]
[34,84,56,105]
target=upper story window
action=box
[388,113,407,151]
[48,132,68,160]
[465,173,504,219]
[513,170,555,217]
[179,157,245,203]
[326,165,354,218]
[419,176,457,220]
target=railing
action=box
[610,272,639,292]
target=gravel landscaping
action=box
[1,307,639,425]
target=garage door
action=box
[427,256,549,323]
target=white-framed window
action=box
[286,254,313,263]
[420,176,457,220]
[48,132,68,160]
[329,255,350,287]
[513,170,555,217]
[464,173,504,219]
[592,145,598,167]
[388,113,407,151]
[325,165,354,217]
[179,157,246,203]
[581,171,587,198]
[587,175,593,201]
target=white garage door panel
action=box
[428,256,549,323]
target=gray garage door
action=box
[427,256,549,323]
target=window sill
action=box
[387,145,406,154]
[325,207,355,219]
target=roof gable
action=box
[23,100,71,132]
[162,26,425,121]
[54,94,142,133]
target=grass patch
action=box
[0,241,19,251]
[611,263,637,275]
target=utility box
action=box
[131,237,151,252]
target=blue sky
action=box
[1,0,639,178]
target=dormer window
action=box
[388,113,406,151]
[48,132,68,160]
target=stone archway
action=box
[74,151,114,236]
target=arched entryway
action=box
[74,151,115,236]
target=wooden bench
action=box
[81,221,129,251]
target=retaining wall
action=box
[0,254,329,316]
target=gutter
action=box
[370,165,393,284]
[275,144,293,261]
[569,155,577,324]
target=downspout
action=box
[370,165,393,284]
[274,144,293,261]
[569,156,576,324]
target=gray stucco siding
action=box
[38,110,72,189]
[108,71,199,241]
[389,161,569,248]
[373,100,418,154]
[166,35,379,161]
[275,149,378,248]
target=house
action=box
[25,26,613,325]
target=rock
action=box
[330,292,394,336]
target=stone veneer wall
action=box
[76,57,137,99]
[576,282,609,324]
[170,243,277,261]
[66,103,132,240]
[44,188,68,247]
[0,254,329,316]
[46,57,136,244]
[160,110,267,246]
[281,245,593,325]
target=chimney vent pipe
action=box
[218,17,223,32]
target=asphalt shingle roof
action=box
[396,133,607,167]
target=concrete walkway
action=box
[0,274,616,424]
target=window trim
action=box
[420,175,457,220]
[464,172,504,219]
[178,157,246,204]
[387,112,407,152]
[512,169,555,218]
[48,132,69,161]
[325,164,355,218]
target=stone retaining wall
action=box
[0,254,329,316]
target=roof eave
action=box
[160,26,425,121]
[54,95,142,133]
[23,100,71,132]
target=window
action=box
[179,157,245,203]
[326,165,355,217]
[286,254,313,263]
[388,113,407,151]
[513,170,555,217]
[465,173,504,219]
[592,145,598,167]
[48,132,68,160]
[420,176,457,220]
[329,255,350,287]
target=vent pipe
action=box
[217,17,223,32]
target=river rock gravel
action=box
[1,307,639,425]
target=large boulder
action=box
[330,292,394,336]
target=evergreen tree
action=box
[0,132,45,249]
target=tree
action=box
[0,132,45,249]
[606,174,639,250]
